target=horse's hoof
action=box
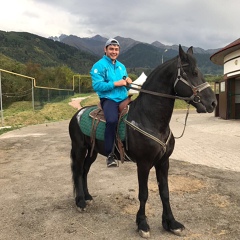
[77,206,86,212]
[86,199,93,205]
[170,228,185,236]
[139,230,150,238]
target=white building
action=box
[210,38,240,119]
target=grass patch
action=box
[80,93,99,107]
[2,102,76,127]
[0,96,81,135]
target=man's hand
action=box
[114,79,127,87]
[114,77,132,87]
[126,77,132,84]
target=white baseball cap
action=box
[105,38,120,47]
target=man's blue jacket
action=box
[90,55,129,102]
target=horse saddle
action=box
[78,96,132,162]
[89,95,132,122]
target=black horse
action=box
[69,45,217,238]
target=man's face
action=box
[105,45,120,62]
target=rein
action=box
[127,84,192,101]
[174,103,190,139]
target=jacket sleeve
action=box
[90,63,114,92]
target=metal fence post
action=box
[32,78,35,111]
[0,71,4,127]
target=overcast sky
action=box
[0,0,239,50]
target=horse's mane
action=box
[141,56,178,89]
[142,49,199,91]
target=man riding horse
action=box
[90,38,132,167]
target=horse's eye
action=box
[193,70,198,77]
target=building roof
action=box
[210,38,240,65]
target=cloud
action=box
[0,0,239,49]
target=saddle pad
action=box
[79,106,127,141]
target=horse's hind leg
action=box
[82,148,98,204]
[155,159,185,235]
[71,143,87,210]
[71,143,97,211]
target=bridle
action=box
[127,56,211,104]
[174,57,210,103]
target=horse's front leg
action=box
[155,159,185,235]
[136,164,151,238]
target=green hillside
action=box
[0,30,98,74]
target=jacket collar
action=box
[103,55,119,65]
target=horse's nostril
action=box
[212,101,217,108]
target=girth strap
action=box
[124,120,172,155]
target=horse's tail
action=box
[69,108,88,197]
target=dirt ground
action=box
[0,101,240,239]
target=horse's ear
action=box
[179,44,187,61]
[187,46,193,55]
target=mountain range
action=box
[0,30,223,76]
[51,34,219,56]
[50,34,223,75]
